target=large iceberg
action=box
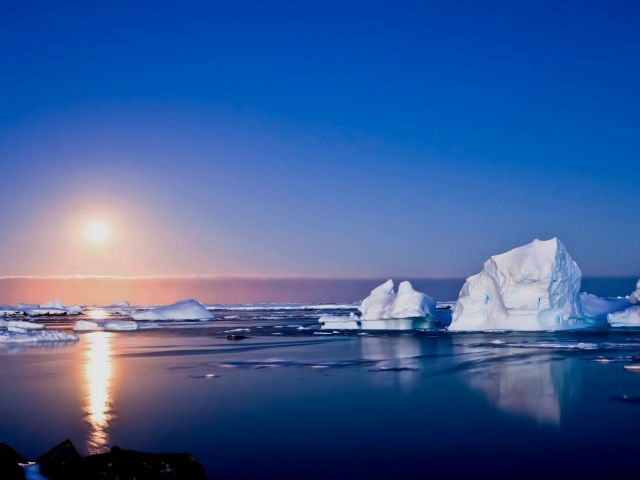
[449,238,584,331]
[131,299,215,321]
[319,280,437,330]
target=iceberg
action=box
[320,280,437,330]
[608,306,640,327]
[606,281,640,327]
[630,280,640,305]
[41,300,64,309]
[131,299,215,321]
[449,238,584,331]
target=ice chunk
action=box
[73,320,105,331]
[449,238,584,331]
[41,300,64,309]
[131,299,215,321]
[111,301,131,307]
[64,304,83,315]
[18,303,39,309]
[136,322,161,330]
[0,319,7,327]
[359,280,436,320]
[103,320,138,331]
[0,330,78,343]
[7,320,45,330]
[608,306,640,327]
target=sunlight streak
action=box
[83,332,114,454]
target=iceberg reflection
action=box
[83,332,114,454]
[360,336,423,390]
[463,346,579,425]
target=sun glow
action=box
[85,220,112,245]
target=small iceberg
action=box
[320,280,437,330]
[131,299,215,321]
[607,280,640,327]
[449,238,585,331]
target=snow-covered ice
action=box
[131,299,215,321]
[103,320,138,331]
[41,300,64,309]
[74,320,162,331]
[607,306,640,326]
[359,280,437,321]
[0,330,78,343]
[449,238,584,331]
[7,320,45,330]
[111,301,131,307]
[73,320,105,331]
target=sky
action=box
[1,0,639,284]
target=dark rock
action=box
[0,443,27,480]
[37,439,82,479]
[36,442,209,480]
[227,334,247,340]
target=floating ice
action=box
[608,306,640,327]
[103,320,138,331]
[630,280,640,305]
[320,281,437,330]
[7,320,45,330]
[449,238,584,331]
[111,301,131,307]
[581,293,631,318]
[360,280,436,320]
[0,330,78,343]
[74,320,161,331]
[131,299,215,321]
[73,320,105,331]
[41,300,64,309]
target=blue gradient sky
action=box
[1,0,639,278]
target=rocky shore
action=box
[1,439,209,480]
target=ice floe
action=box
[7,320,45,330]
[449,238,584,331]
[0,330,78,343]
[630,280,640,305]
[73,320,161,331]
[131,299,215,321]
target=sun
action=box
[85,220,112,245]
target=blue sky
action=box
[1,0,639,277]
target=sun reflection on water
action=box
[83,332,113,454]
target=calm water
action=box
[2,308,640,479]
